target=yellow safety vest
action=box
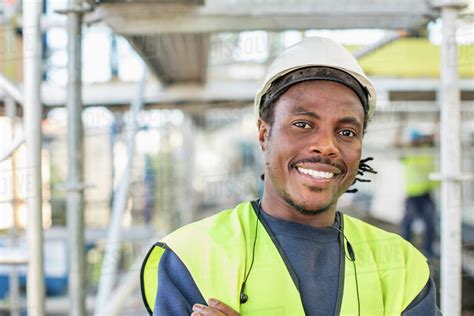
[402,154,438,197]
[141,201,429,315]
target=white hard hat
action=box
[255,36,377,122]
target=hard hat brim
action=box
[255,64,377,123]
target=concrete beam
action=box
[94,0,438,34]
[127,34,209,85]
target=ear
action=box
[258,118,269,151]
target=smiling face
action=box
[259,80,365,227]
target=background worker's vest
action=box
[402,154,438,197]
[141,202,429,315]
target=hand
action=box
[191,298,240,316]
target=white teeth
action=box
[297,167,334,179]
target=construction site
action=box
[0,0,473,315]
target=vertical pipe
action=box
[6,96,20,316]
[66,1,86,315]
[5,95,16,118]
[180,112,196,225]
[22,0,45,315]
[439,5,462,315]
[94,68,148,315]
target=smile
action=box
[296,167,335,179]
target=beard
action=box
[264,149,347,217]
[280,188,336,216]
[266,160,341,216]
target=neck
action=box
[260,191,337,228]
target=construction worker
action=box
[400,129,439,259]
[141,37,440,315]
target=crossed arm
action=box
[155,248,440,316]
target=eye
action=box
[293,121,312,129]
[338,129,356,137]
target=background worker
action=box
[141,37,440,316]
[398,128,439,259]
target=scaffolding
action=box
[0,0,472,314]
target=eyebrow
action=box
[290,107,321,119]
[338,117,363,130]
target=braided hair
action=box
[345,157,378,193]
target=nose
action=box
[308,130,338,157]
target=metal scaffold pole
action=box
[435,1,467,314]
[65,0,86,314]
[22,0,45,314]
[6,96,20,316]
[0,74,24,106]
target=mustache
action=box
[290,156,345,172]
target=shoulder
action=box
[343,214,404,242]
[162,201,253,250]
[343,214,427,261]
[343,214,430,309]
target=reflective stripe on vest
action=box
[141,201,429,315]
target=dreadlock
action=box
[345,157,378,193]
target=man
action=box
[141,37,440,315]
[399,129,438,259]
